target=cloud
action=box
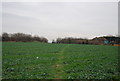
[2,2,118,42]
[2,0,119,2]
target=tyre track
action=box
[52,44,69,79]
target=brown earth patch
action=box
[112,44,120,46]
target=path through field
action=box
[53,45,69,79]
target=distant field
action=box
[2,42,119,79]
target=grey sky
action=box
[2,2,118,42]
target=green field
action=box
[2,42,119,79]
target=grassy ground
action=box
[2,42,119,79]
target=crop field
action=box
[2,42,119,79]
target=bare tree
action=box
[2,32,48,43]
[2,32,10,41]
[0,35,2,41]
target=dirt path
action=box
[52,44,69,79]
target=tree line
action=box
[1,32,120,45]
[1,32,48,43]
[53,36,120,45]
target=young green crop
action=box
[2,42,119,79]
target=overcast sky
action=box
[2,2,118,42]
